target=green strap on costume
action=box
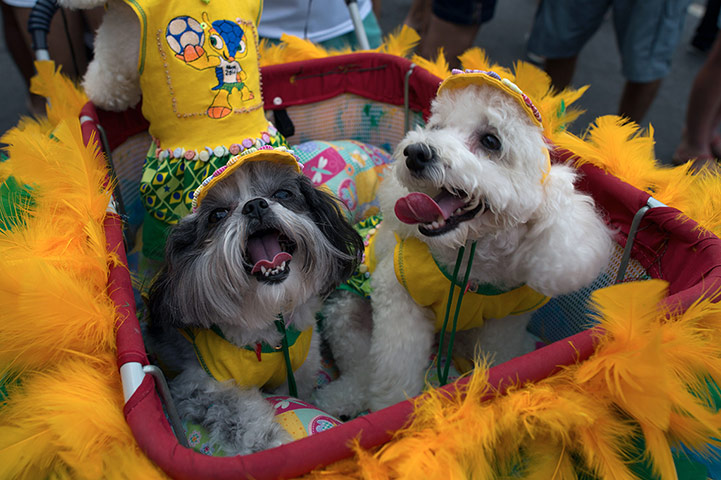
[437,241,478,386]
[180,320,311,391]
[275,314,298,398]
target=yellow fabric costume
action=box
[130,0,289,257]
[126,0,268,150]
[394,237,549,331]
[180,326,312,390]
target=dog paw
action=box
[213,413,293,455]
[313,380,367,419]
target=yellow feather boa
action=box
[0,62,165,480]
[2,45,721,479]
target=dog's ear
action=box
[147,215,202,329]
[523,164,612,296]
[297,175,364,288]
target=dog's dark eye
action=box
[480,133,501,151]
[272,189,293,200]
[208,208,229,224]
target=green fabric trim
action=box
[0,373,21,409]
[509,295,549,315]
[141,213,172,261]
[275,315,297,397]
[182,328,214,378]
[0,175,33,232]
[197,324,303,355]
[238,322,302,354]
[431,253,523,295]
[125,0,147,75]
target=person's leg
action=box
[417,14,479,68]
[543,57,579,91]
[417,0,496,68]
[674,33,721,167]
[618,79,662,125]
[526,0,609,91]
[403,0,431,37]
[691,0,721,52]
[614,0,690,124]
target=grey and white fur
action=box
[315,82,614,418]
[147,160,363,455]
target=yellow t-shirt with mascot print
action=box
[127,0,287,258]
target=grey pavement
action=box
[0,0,713,165]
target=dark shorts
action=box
[432,0,497,26]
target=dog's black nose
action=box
[242,198,269,220]
[404,143,436,173]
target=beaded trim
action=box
[191,145,303,212]
[445,68,543,126]
[153,124,280,163]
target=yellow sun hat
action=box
[438,69,543,128]
[191,146,303,212]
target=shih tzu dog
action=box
[316,70,613,417]
[147,147,363,455]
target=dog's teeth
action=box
[431,221,439,229]
[454,208,462,215]
[463,198,479,212]
[261,266,268,275]
[281,261,286,270]
[438,217,446,227]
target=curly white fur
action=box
[59,0,141,110]
[317,84,613,416]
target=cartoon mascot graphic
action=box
[166,13,255,119]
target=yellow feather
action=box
[375,25,419,58]
[29,61,88,126]
[1,358,166,480]
[277,34,333,62]
[411,49,450,79]
[1,68,166,479]
[458,47,514,80]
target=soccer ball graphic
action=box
[166,16,204,55]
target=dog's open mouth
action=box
[394,188,486,237]
[245,229,296,283]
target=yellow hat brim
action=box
[437,73,542,128]
[192,148,301,211]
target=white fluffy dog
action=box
[316,70,613,416]
[147,148,362,454]
[55,0,140,111]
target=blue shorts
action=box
[432,0,497,26]
[527,0,691,82]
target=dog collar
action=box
[438,69,542,128]
[191,146,303,212]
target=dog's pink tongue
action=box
[248,232,292,274]
[394,191,466,225]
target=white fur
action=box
[317,84,613,416]
[60,0,141,110]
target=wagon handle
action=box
[615,197,667,284]
[28,0,58,61]
[345,0,370,50]
[404,63,416,133]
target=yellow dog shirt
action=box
[180,325,312,390]
[393,237,550,332]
